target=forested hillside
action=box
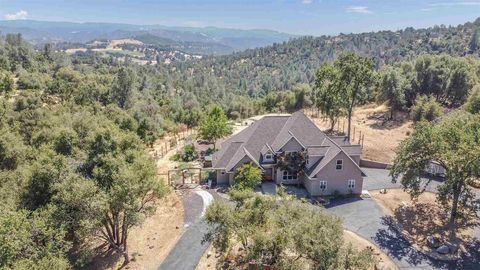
[167,18,480,100]
[1,17,480,269]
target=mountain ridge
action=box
[0,19,294,54]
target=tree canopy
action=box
[198,106,231,149]
[390,111,480,235]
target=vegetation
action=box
[2,16,480,268]
[198,106,231,150]
[315,53,375,139]
[465,85,480,114]
[378,67,406,119]
[164,18,480,105]
[171,144,197,162]
[233,163,262,191]
[391,111,480,237]
[410,95,443,122]
[204,192,375,269]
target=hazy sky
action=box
[0,0,479,35]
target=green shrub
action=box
[410,95,442,122]
[182,144,196,162]
[233,163,262,191]
[169,153,180,161]
[465,85,480,114]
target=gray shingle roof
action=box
[212,111,364,176]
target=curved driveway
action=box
[326,168,480,270]
[159,189,214,270]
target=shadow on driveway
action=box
[374,216,480,270]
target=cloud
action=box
[4,10,28,20]
[428,1,480,7]
[302,0,313,4]
[345,6,373,14]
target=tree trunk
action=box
[449,182,462,239]
[329,116,336,131]
[122,248,130,265]
[347,109,353,141]
[213,140,216,151]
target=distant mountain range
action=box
[0,20,294,55]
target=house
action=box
[212,111,366,196]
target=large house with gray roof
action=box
[212,111,365,196]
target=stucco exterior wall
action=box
[216,170,230,185]
[351,155,360,165]
[231,155,255,171]
[306,151,363,196]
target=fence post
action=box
[361,134,365,148]
[358,131,362,144]
[353,127,356,141]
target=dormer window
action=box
[265,153,273,160]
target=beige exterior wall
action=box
[216,170,229,185]
[305,151,363,196]
[232,155,255,171]
[351,155,360,165]
[280,137,304,152]
[216,149,363,197]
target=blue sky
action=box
[0,0,479,35]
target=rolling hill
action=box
[0,20,294,55]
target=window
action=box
[282,170,298,180]
[336,159,343,170]
[265,153,273,160]
[320,181,327,190]
[348,179,355,189]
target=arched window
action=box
[282,170,297,180]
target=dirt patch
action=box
[309,103,413,164]
[371,189,477,258]
[196,230,397,270]
[344,230,398,270]
[88,193,184,270]
[196,244,220,270]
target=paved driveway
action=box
[362,168,443,193]
[325,168,480,270]
[159,189,214,270]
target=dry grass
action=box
[87,193,184,270]
[309,103,413,164]
[196,230,397,270]
[371,189,477,253]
